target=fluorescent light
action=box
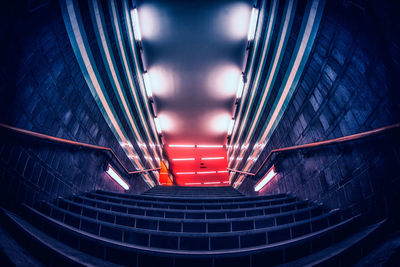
[201,157,224,160]
[197,171,217,174]
[172,158,195,161]
[204,181,221,185]
[154,117,162,134]
[130,8,142,41]
[176,172,195,175]
[185,182,201,185]
[106,165,129,190]
[197,145,224,148]
[169,144,195,148]
[143,72,153,98]
[217,170,228,173]
[236,74,244,99]
[254,165,277,192]
[227,119,235,135]
[247,7,258,41]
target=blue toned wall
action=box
[232,0,400,221]
[0,1,154,209]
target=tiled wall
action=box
[0,1,150,209]
[235,1,400,220]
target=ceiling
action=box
[137,0,253,185]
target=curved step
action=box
[73,195,305,215]
[84,192,297,210]
[0,208,121,267]
[45,200,325,234]
[279,219,387,266]
[21,203,361,263]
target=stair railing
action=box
[228,122,400,177]
[0,123,160,175]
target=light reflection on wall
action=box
[207,64,241,99]
[209,112,232,134]
[215,3,252,41]
[138,4,167,41]
[158,112,176,133]
[147,65,176,98]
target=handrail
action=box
[0,123,160,175]
[228,122,400,177]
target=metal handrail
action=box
[228,122,400,177]
[0,123,160,175]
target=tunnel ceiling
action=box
[137,0,253,185]
[60,0,326,187]
[138,0,251,145]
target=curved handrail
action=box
[228,122,400,177]
[0,123,160,175]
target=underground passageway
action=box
[0,0,400,266]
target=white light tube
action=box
[247,7,258,41]
[154,117,162,134]
[197,145,224,148]
[236,75,244,99]
[201,157,225,160]
[143,72,153,98]
[227,119,235,135]
[204,182,221,185]
[106,165,129,190]
[254,166,277,192]
[169,144,195,148]
[130,8,142,41]
[172,158,195,161]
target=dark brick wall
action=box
[238,1,400,221]
[0,1,149,209]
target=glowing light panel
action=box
[106,165,129,190]
[197,171,217,174]
[169,144,195,148]
[236,74,244,99]
[254,166,277,192]
[197,145,224,148]
[130,8,142,41]
[247,7,258,41]
[172,158,195,161]
[201,157,224,160]
[143,72,153,98]
[227,119,235,135]
[154,117,162,134]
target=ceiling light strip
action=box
[92,0,157,171]
[169,144,195,148]
[234,0,325,188]
[123,1,162,157]
[197,145,224,148]
[228,0,276,156]
[230,0,296,172]
[172,158,195,161]
[61,0,154,187]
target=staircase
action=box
[0,186,386,266]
